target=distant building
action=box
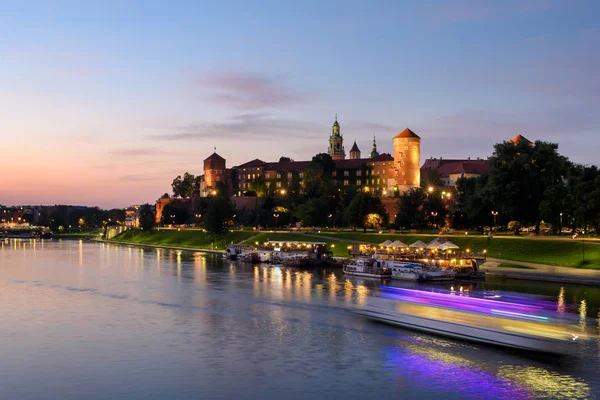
[156,117,423,218]
[328,117,345,160]
[421,157,489,187]
[195,118,421,197]
[125,205,141,228]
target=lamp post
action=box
[431,211,438,229]
[491,211,498,231]
[559,212,563,235]
[273,213,280,231]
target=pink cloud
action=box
[192,72,309,110]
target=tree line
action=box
[396,139,600,234]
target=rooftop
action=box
[393,128,420,139]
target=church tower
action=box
[392,128,421,193]
[328,116,345,160]
[349,140,361,159]
[369,136,379,158]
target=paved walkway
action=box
[481,258,600,286]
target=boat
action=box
[381,260,424,281]
[421,265,456,281]
[356,287,591,354]
[283,254,309,267]
[377,259,455,282]
[225,244,253,260]
[343,258,391,278]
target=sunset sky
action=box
[1,1,599,208]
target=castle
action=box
[198,117,422,198]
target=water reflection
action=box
[0,240,599,399]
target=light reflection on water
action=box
[0,239,599,399]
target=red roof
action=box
[237,159,266,168]
[421,158,489,179]
[509,134,533,145]
[370,153,394,162]
[393,128,420,139]
[204,152,225,161]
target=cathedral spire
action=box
[369,135,379,158]
[328,116,345,160]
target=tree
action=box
[279,156,293,162]
[203,196,235,235]
[571,165,600,233]
[248,176,268,197]
[160,202,190,225]
[395,188,425,229]
[344,192,389,228]
[139,204,155,230]
[303,153,336,197]
[297,197,330,227]
[486,140,570,233]
[171,172,196,198]
[455,174,493,230]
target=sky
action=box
[1,0,599,208]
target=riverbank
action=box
[272,231,600,269]
[98,238,226,254]
[110,229,256,250]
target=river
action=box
[0,239,599,399]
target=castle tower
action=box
[392,128,421,193]
[328,116,345,160]
[203,151,226,190]
[349,140,361,159]
[369,136,379,158]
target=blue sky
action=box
[1,0,599,207]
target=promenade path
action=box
[482,258,600,286]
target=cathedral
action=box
[196,117,422,198]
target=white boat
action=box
[356,289,588,354]
[225,244,253,259]
[380,260,423,281]
[343,258,391,278]
[422,268,456,281]
[377,258,455,282]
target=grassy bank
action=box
[54,228,103,238]
[111,229,256,250]
[313,232,600,268]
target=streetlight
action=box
[491,211,498,231]
[431,211,438,229]
[273,213,280,231]
[559,212,563,235]
[280,189,286,195]
[428,186,434,193]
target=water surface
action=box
[0,239,598,399]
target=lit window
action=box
[344,170,349,177]
[357,170,362,176]
[287,172,292,179]
[247,174,251,179]
[299,172,304,178]
[276,173,281,179]
[332,171,337,177]
[357,179,361,185]
[383,169,386,174]
[344,180,349,186]
[276,182,282,188]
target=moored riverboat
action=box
[343,258,391,278]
